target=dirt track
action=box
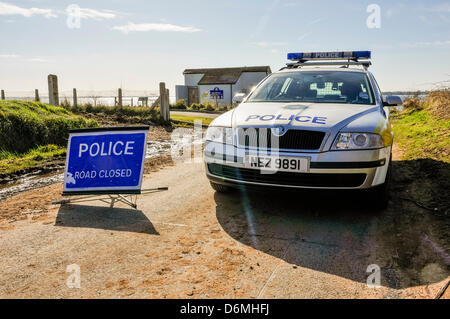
[0,146,448,298]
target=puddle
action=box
[0,171,65,201]
[0,135,202,201]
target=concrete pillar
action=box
[73,88,77,107]
[1,90,5,100]
[47,74,59,106]
[118,88,122,108]
[34,89,40,102]
[159,82,169,121]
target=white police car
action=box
[204,51,402,207]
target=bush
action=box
[85,102,94,113]
[61,98,71,108]
[171,99,187,110]
[403,96,424,112]
[200,102,217,111]
[189,103,201,111]
[67,104,168,126]
[426,89,450,120]
[0,100,98,154]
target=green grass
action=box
[392,100,450,163]
[0,100,98,154]
[0,144,66,175]
[170,114,214,125]
[0,100,98,175]
[67,104,167,125]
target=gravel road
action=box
[0,150,448,298]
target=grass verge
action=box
[392,90,449,162]
[170,114,214,125]
[0,100,98,154]
[0,100,97,176]
[0,144,66,175]
[67,104,167,126]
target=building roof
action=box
[183,66,271,85]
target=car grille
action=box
[208,163,366,188]
[237,128,325,150]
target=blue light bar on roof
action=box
[287,51,371,61]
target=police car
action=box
[204,51,402,207]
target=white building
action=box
[175,66,271,107]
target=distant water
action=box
[3,96,176,106]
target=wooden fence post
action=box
[34,89,40,102]
[73,88,77,107]
[1,90,5,100]
[165,88,170,120]
[118,88,122,108]
[47,74,59,106]
[159,82,169,121]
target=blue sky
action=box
[0,0,449,94]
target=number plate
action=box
[244,155,310,173]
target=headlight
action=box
[331,133,384,150]
[205,127,234,145]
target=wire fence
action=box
[0,89,177,106]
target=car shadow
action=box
[214,159,450,290]
[55,204,159,235]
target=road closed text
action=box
[73,169,133,180]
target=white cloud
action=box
[0,2,56,18]
[68,7,116,20]
[0,54,19,58]
[112,22,201,34]
[252,41,287,47]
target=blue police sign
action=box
[209,87,224,99]
[63,126,149,195]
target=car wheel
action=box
[210,182,231,193]
[372,153,392,209]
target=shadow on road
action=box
[55,204,159,235]
[215,159,450,290]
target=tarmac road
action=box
[0,157,448,298]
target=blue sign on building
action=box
[209,87,224,99]
[63,126,149,195]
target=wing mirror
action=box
[383,95,403,106]
[232,93,247,104]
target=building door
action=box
[188,86,199,106]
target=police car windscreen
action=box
[247,71,375,105]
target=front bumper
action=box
[204,141,392,190]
